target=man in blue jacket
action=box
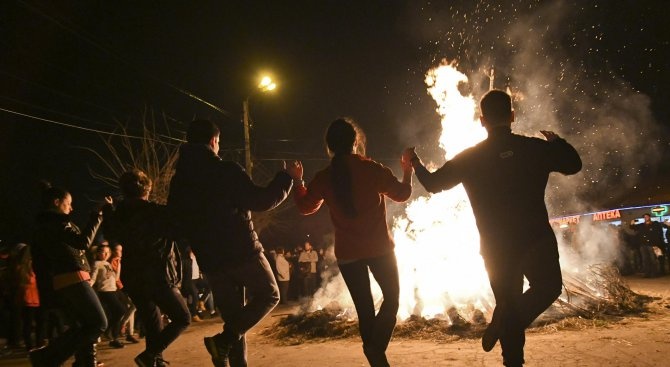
[168,119,300,366]
[405,90,582,367]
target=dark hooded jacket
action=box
[31,210,103,305]
[414,127,582,257]
[167,143,292,271]
[104,198,182,290]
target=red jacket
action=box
[294,154,411,261]
[22,270,40,307]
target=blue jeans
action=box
[46,281,108,364]
[338,252,399,367]
[206,252,280,367]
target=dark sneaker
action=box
[134,351,155,367]
[204,334,231,367]
[109,340,125,349]
[126,335,140,344]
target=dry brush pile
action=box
[262,264,653,344]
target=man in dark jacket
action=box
[629,213,670,277]
[168,119,299,367]
[405,90,582,367]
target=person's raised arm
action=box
[232,162,293,212]
[290,161,325,215]
[541,130,582,175]
[404,147,462,193]
[63,196,112,250]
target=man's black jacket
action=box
[104,198,182,290]
[414,128,582,257]
[168,144,292,271]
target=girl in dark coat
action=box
[29,182,111,367]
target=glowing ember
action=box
[308,60,496,323]
[307,59,623,324]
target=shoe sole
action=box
[134,355,151,367]
[204,337,227,367]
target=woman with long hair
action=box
[290,117,413,367]
[104,169,189,367]
[30,182,111,367]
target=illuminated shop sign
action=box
[651,205,668,217]
[550,215,580,227]
[592,209,621,222]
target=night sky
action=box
[1,0,669,245]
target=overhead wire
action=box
[0,106,185,144]
[0,69,123,122]
[14,0,232,118]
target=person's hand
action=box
[97,195,114,215]
[402,147,418,162]
[630,219,636,226]
[540,130,559,141]
[401,148,415,172]
[402,147,419,165]
[286,160,303,181]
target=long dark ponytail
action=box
[325,118,366,218]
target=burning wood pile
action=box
[262,264,651,344]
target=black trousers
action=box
[97,291,126,340]
[125,284,190,356]
[339,252,399,367]
[483,238,563,367]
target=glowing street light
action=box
[243,75,278,178]
[258,76,277,92]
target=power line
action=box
[15,0,232,117]
[0,69,122,121]
[0,106,184,144]
[0,94,117,130]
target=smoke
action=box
[303,1,660,320]
[403,0,663,214]
[399,1,662,275]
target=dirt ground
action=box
[2,275,670,366]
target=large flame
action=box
[310,60,496,322]
[310,60,618,322]
[393,60,492,321]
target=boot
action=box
[72,343,102,367]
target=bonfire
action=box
[263,61,652,345]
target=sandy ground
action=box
[2,275,670,366]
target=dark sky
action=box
[1,0,669,244]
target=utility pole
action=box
[242,98,252,178]
[242,75,276,179]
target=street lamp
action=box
[243,75,277,178]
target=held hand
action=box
[402,147,419,167]
[400,150,414,172]
[104,196,113,205]
[402,147,418,162]
[540,130,559,141]
[286,160,303,181]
